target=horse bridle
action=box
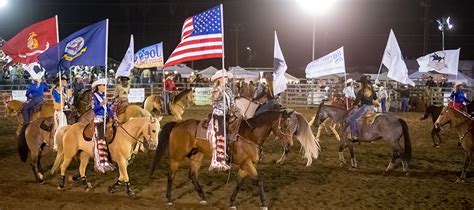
[116,119,155,147]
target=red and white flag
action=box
[164,5,223,67]
[1,16,58,64]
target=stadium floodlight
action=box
[297,0,336,15]
[0,0,8,8]
[437,16,453,50]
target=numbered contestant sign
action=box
[12,90,27,102]
[128,88,145,103]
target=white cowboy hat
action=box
[74,74,82,79]
[455,82,465,87]
[211,70,233,82]
[345,78,354,84]
[91,78,108,88]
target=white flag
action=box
[417,48,460,75]
[305,47,345,78]
[273,31,287,96]
[116,35,134,78]
[382,29,415,86]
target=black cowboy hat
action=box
[357,75,369,84]
[53,75,68,85]
[117,76,130,81]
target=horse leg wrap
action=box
[125,182,135,197]
[59,175,65,189]
[81,176,92,191]
[108,180,122,193]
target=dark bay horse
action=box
[435,106,474,183]
[150,110,315,208]
[420,105,445,147]
[314,102,411,174]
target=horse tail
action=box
[398,118,412,162]
[18,123,29,162]
[294,112,321,166]
[51,126,68,175]
[149,121,177,177]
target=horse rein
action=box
[116,120,153,146]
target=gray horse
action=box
[313,102,411,174]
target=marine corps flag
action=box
[39,20,107,74]
[1,16,58,64]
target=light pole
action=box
[297,0,337,61]
[437,16,453,51]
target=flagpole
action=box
[375,60,383,84]
[219,4,228,169]
[104,19,109,131]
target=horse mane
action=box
[448,106,472,120]
[174,89,192,102]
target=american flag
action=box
[164,5,223,67]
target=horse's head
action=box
[186,88,196,106]
[434,106,451,129]
[272,109,295,146]
[314,102,329,127]
[141,116,160,150]
[64,107,80,125]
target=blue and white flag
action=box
[417,48,460,75]
[39,20,108,74]
[134,42,164,68]
[116,35,134,78]
[273,31,287,96]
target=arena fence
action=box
[0,83,469,116]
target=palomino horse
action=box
[314,102,411,174]
[168,89,195,121]
[143,94,162,116]
[150,110,320,208]
[435,106,474,183]
[17,109,94,183]
[51,116,160,195]
[5,99,54,124]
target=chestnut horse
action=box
[150,110,320,208]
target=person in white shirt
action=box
[378,86,388,112]
[343,78,356,105]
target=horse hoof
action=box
[229,206,237,210]
[383,171,389,176]
[128,191,136,197]
[435,145,440,148]
[349,167,356,172]
[405,172,411,177]
[107,186,116,193]
[261,207,268,210]
[39,180,46,185]
[199,200,208,205]
[455,178,465,183]
[57,186,64,190]
[84,183,93,192]
[166,202,173,206]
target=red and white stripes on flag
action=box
[165,5,223,67]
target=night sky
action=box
[0,0,473,77]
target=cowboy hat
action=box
[92,78,108,89]
[117,76,130,81]
[455,82,465,87]
[345,78,354,84]
[74,74,82,79]
[53,75,68,85]
[211,70,233,82]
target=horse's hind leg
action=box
[338,139,346,167]
[166,160,181,205]
[77,151,92,191]
[385,140,403,174]
[456,151,471,183]
[58,154,74,189]
[347,142,357,170]
[188,152,207,204]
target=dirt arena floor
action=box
[0,107,473,209]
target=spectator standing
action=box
[378,86,388,112]
[399,85,410,112]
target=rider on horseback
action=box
[346,76,378,142]
[208,70,241,172]
[450,82,470,113]
[92,78,116,173]
[112,76,130,114]
[164,74,176,114]
[51,75,71,150]
[23,74,49,124]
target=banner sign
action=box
[12,90,27,102]
[128,88,145,103]
[194,87,212,105]
[134,42,164,68]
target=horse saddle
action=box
[39,117,54,132]
[21,101,44,114]
[113,98,129,115]
[82,120,117,143]
[358,109,379,132]
[196,119,209,140]
[195,115,241,141]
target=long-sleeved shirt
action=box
[354,87,377,106]
[343,86,356,99]
[26,81,49,99]
[450,90,468,104]
[93,92,113,117]
[211,86,237,116]
[165,79,176,91]
[72,81,84,93]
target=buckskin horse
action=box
[314,102,411,174]
[435,105,474,183]
[51,116,160,195]
[143,89,194,121]
[17,108,94,183]
[149,110,319,208]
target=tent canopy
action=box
[197,66,219,78]
[161,64,194,78]
[285,73,300,83]
[229,66,259,81]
